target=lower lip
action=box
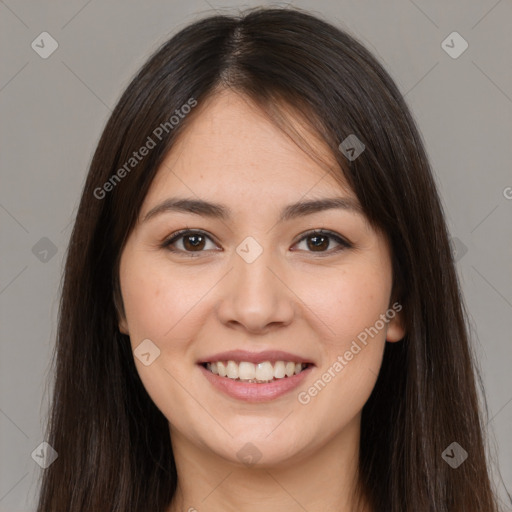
[198,364,313,402]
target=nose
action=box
[215,243,295,335]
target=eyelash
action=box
[161,229,352,257]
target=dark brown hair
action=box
[37,6,503,511]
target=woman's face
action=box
[118,90,405,467]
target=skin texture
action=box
[118,89,405,512]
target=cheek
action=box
[121,259,207,341]
[294,263,391,414]
[119,259,207,417]
[306,263,392,344]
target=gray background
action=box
[1,0,511,510]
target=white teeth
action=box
[204,360,308,382]
[217,361,227,377]
[226,360,238,379]
[238,361,255,380]
[285,362,295,377]
[274,361,286,378]
[255,362,274,381]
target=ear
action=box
[385,302,405,342]
[113,281,129,334]
[118,316,129,335]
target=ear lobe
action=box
[386,309,405,342]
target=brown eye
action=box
[162,230,217,256]
[294,230,351,254]
[181,233,206,251]
[306,233,330,251]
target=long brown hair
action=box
[36,7,503,511]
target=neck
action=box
[166,414,371,512]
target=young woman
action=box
[36,7,503,512]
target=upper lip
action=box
[198,350,315,365]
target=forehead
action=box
[142,90,355,214]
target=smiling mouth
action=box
[201,360,313,383]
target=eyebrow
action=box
[142,196,363,223]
